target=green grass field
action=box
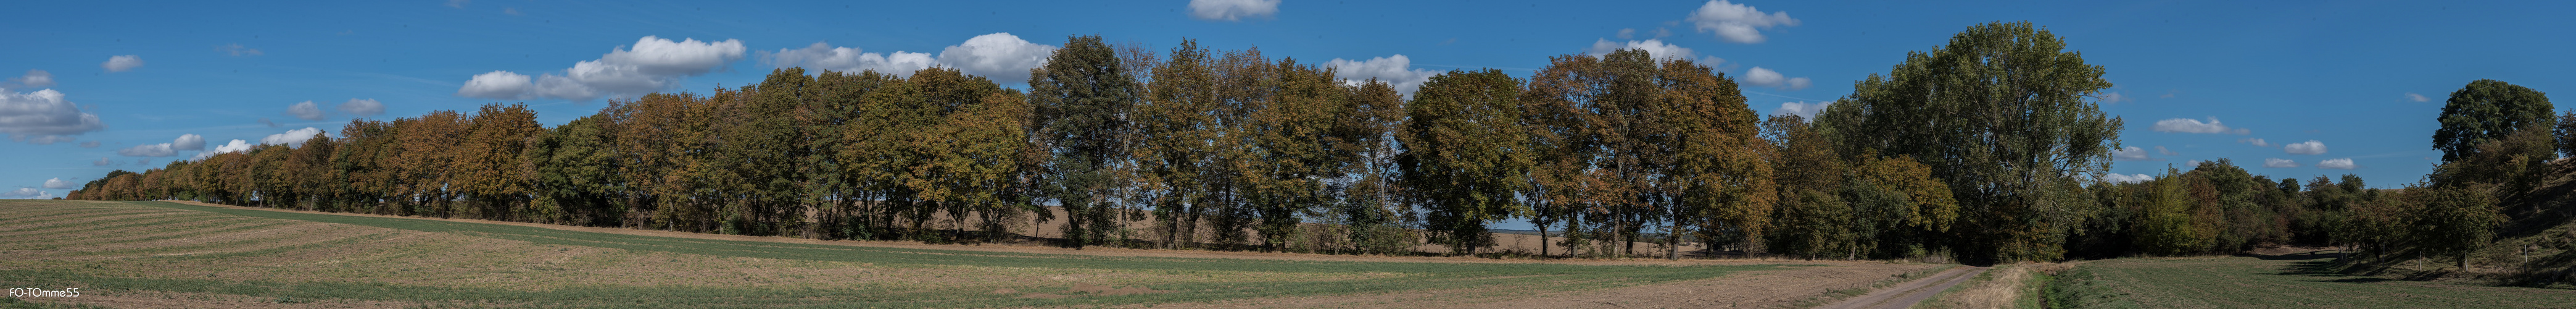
[2045,254,2576,308]
[0,200,1790,308]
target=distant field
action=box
[2048,254,2576,308]
[0,200,1906,308]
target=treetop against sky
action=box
[3,0,2570,199]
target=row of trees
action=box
[71,22,2549,266]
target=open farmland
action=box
[2045,253,2576,308]
[0,200,1936,308]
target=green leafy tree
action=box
[1813,21,2121,264]
[1399,69,1531,255]
[2432,79,2554,163]
[1030,35,1140,248]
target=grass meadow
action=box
[2041,254,2576,308]
[0,200,1792,308]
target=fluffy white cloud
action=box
[2240,138,2272,147]
[1327,55,1438,95]
[2102,173,2155,184]
[602,36,748,76]
[458,36,746,101]
[215,43,263,56]
[102,55,143,72]
[457,70,534,99]
[2317,158,2356,169]
[2284,140,2326,155]
[0,88,107,143]
[6,70,53,88]
[338,98,385,117]
[287,101,325,121]
[173,133,204,150]
[2111,146,2151,161]
[764,42,939,77]
[2150,117,2247,135]
[2186,159,2203,167]
[2263,158,2299,168]
[2156,146,2177,156]
[1188,0,1281,21]
[262,127,324,147]
[1741,67,1810,90]
[1586,39,1712,63]
[118,134,202,157]
[43,178,77,189]
[1775,101,1831,120]
[1,187,49,198]
[938,33,1057,83]
[765,33,1056,83]
[1686,0,1799,44]
[2405,93,2429,103]
[193,139,256,160]
[116,143,174,157]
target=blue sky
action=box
[5,0,2572,200]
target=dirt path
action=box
[1817,266,1986,309]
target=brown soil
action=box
[1819,266,1984,309]
[1151,261,1942,308]
[25,201,1953,308]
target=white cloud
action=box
[2112,146,2152,161]
[1327,54,1439,95]
[338,98,385,117]
[2317,158,2356,169]
[601,36,747,76]
[1,187,49,199]
[2239,138,2272,147]
[1617,28,1638,40]
[1188,0,1280,21]
[937,33,1057,83]
[763,41,939,77]
[116,143,175,157]
[2284,140,2326,155]
[215,43,263,56]
[2155,146,2177,156]
[193,139,255,160]
[2405,93,2429,103]
[287,101,325,121]
[43,178,77,189]
[78,140,98,148]
[118,134,203,157]
[765,33,1055,83]
[458,36,746,101]
[2263,158,2299,168]
[1741,67,1810,90]
[0,88,107,143]
[6,70,54,88]
[2186,159,2203,167]
[93,158,112,166]
[262,127,324,147]
[457,70,534,99]
[1686,0,1799,44]
[1775,101,1830,120]
[2102,173,2155,184]
[102,55,143,72]
[173,133,204,150]
[2150,117,2248,135]
[1586,39,1713,64]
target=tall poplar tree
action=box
[1814,21,2121,264]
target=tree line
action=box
[65,22,2554,266]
